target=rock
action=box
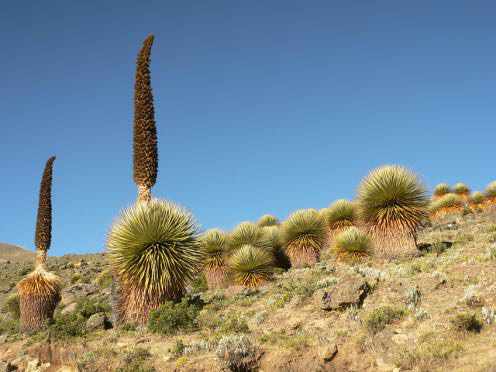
[25,359,50,372]
[0,259,11,264]
[321,343,338,363]
[320,275,370,311]
[0,334,7,343]
[60,293,77,306]
[63,283,98,297]
[85,312,111,331]
[417,241,453,255]
[61,302,78,315]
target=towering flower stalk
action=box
[108,35,203,325]
[133,35,158,203]
[17,156,61,333]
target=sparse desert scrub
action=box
[453,182,470,200]
[147,297,202,335]
[321,199,357,242]
[432,183,451,200]
[200,229,229,289]
[216,334,261,372]
[356,165,429,258]
[365,305,407,334]
[17,156,62,333]
[107,200,203,324]
[450,311,483,333]
[333,226,371,262]
[280,209,327,268]
[429,193,465,220]
[256,214,279,227]
[228,244,273,288]
[229,222,272,253]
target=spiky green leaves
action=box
[281,209,327,268]
[357,165,428,234]
[228,245,273,288]
[199,229,229,288]
[35,156,55,255]
[429,193,464,216]
[133,35,158,196]
[334,227,371,260]
[453,183,470,196]
[322,199,356,230]
[229,222,272,253]
[433,183,450,198]
[257,214,279,227]
[470,192,485,205]
[107,199,202,322]
[485,181,496,199]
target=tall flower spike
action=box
[133,34,158,202]
[34,156,55,267]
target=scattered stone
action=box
[0,334,7,343]
[86,313,112,331]
[417,241,453,255]
[61,302,78,315]
[321,343,338,363]
[63,283,98,297]
[320,275,370,311]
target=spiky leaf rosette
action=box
[229,222,272,253]
[199,229,229,289]
[429,193,465,220]
[485,181,496,204]
[453,183,470,198]
[333,227,371,261]
[469,191,485,206]
[34,156,55,266]
[356,165,428,258]
[322,199,356,240]
[257,214,279,227]
[17,268,61,333]
[228,244,273,288]
[433,183,450,199]
[263,225,291,269]
[281,209,327,268]
[133,35,158,202]
[107,199,203,324]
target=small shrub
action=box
[405,286,421,309]
[190,273,208,293]
[50,313,86,338]
[148,298,201,335]
[170,339,186,357]
[76,298,111,318]
[116,347,155,372]
[95,269,113,289]
[71,273,81,284]
[216,335,260,372]
[0,316,19,335]
[451,312,482,333]
[365,306,406,334]
[2,293,20,320]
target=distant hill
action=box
[0,243,34,263]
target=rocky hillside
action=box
[1,210,496,372]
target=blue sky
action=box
[1,1,495,255]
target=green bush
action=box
[50,312,87,338]
[0,317,19,335]
[148,298,201,335]
[116,347,155,372]
[451,312,482,333]
[365,306,406,334]
[2,293,20,320]
[76,298,111,318]
[190,273,208,294]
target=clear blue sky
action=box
[1,1,495,255]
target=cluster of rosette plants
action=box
[15,35,496,331]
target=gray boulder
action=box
[320,275,370,311]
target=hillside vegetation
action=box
[1,208,496,371]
